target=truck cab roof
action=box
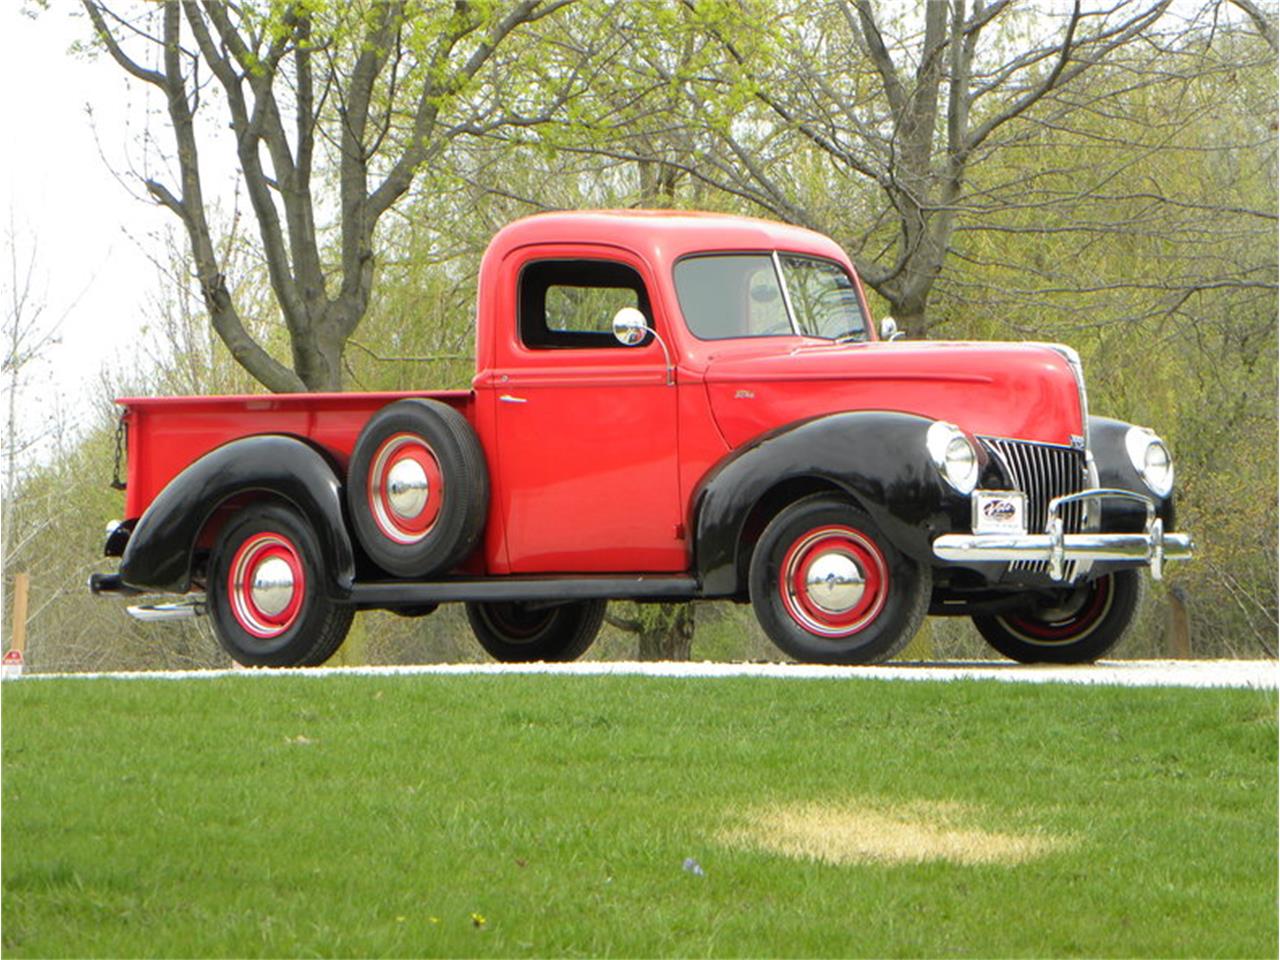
[484,209,850,266]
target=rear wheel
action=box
[749,494,930,664]
[973,570,1142,664]
[465,599,606,662]
[208,503,353,667]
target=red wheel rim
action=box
[1000,576,1113,645]
[227,532,306,639]
[367,433,443,545]
[778,525,890,638]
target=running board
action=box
[350,575,701,608]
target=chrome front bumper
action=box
[933,488,1193,582]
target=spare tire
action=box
[346,398,488,578]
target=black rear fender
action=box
[692,412,968,597]
[119,435,355,597]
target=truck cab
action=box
[92,211,1192,667]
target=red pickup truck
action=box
[91,211,1192,667]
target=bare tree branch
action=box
[1227,0,1279,51]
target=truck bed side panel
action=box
[121,391,476,521]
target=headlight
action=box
[926,421,979,494]
[1124,426,1174,497]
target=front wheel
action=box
[207,503,354,667]
[749,495,930,664]
[465,599,606,663]
[973,570,1143,664]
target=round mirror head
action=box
[879,316,903,341]
[612,306,649,346]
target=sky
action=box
[1,2,176,462]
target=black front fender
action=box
[692,412,969,596]
[1088,416,1176,531]
[119,435,355,597]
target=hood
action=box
[701,340,1085,449]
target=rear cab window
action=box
[519,259,652,349]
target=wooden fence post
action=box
[4,572,30,676]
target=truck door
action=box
[484,249,683,573]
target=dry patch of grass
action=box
[720,798,1072,867]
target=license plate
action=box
[972,490,1027,535]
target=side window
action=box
[519,259,653,349]
[674,254,789,340]
[779,255,866,341]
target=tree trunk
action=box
[892,308,929,340]
[635,603,696,660]
[291,314,347,392]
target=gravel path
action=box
[16,659,1277,689]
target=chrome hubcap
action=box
[368,433,441,545]
[803,552,865,614]
[250,556,295,616]
[386,458,429,519]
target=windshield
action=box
[673,253,868,342]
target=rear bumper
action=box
[933,487,1193,581]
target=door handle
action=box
[498,394,527,404]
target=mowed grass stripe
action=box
[3,676,1275,958]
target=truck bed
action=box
[119,390,475,520]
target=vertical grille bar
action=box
[1032,443,1046,532]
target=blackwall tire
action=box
[973,570,1143,664]
[749,494,930,664]
[347,399,488,578]
[208,503,354,668]
[465,599,606,662]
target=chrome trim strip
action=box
[771,251,800,336]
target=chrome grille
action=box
[979,437,1088,576]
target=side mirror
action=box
[879,316,905,342]
[611,306,675,386]
[612,307,650,346]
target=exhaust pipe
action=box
[126,601,206,622]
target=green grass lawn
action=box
[3,674,1275,958]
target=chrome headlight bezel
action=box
[1124,426,1174,498]
[926,421,979,495]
